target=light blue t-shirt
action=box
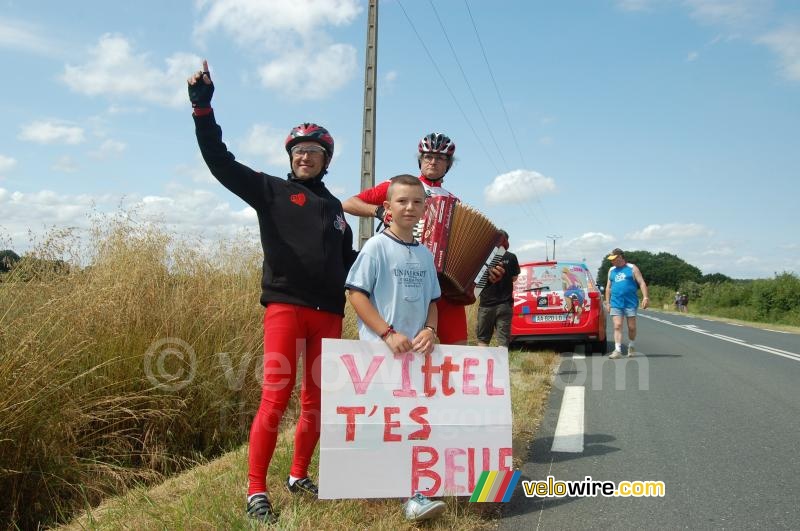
[608,263,640,309]
[346,231,441,340]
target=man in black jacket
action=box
[189,60,357,524]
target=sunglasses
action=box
[421,153,449,162]
[291,145,327,157]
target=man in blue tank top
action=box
[604,248,649,358]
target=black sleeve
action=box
[509,252,521,277]
[194,111,269,210]
[342,223,359,271]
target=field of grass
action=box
[61,345,556,530]
[1,219,558,529]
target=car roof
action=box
[519,260,589,269]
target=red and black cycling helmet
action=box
[285,123,334,159]
[418,132,455,157]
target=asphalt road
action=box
[501,310,800,530]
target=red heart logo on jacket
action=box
[290,193,306,206]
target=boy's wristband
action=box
[423,325,436,335]
[380,325,395,340]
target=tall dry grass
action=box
[0,215,281,528]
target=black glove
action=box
[374,205,385,222]
[188,75,214,109]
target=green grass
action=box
[60,347,557,530]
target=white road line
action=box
[764,329,791,334]
[551,386,584,453]
[754,345,800,362]
[712,334,746,343]
[639,314,800,363]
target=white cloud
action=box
[52,156,79,173]
[19,120,85,145]
[0,154,16,174]
[683,0,768,28]
[758,24,800,82]
[89,139,127,159]
[175,154,216,185]
[701,246,734,257]
[687,50,699,61]
[258,44,357,99]
[194,0,362,99]
[0,17,62,57]
[239,124,290,167]
[0,186,259,253]
[194,0,362,50]
[62,34,201,107]
[484,169,556,205]
[615,0,658,12]
[627,222,713,241]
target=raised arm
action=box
[188,60,268,211]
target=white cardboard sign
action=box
[318,339,512,499]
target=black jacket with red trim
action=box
[194,111,357,315]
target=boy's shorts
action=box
[610,307,637,317]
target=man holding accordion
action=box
[343,133,505,345]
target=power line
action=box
[463,0,555,235]
[396,0,501,175]
[427,0,509,171]
[463,0,527,169]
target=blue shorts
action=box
[610,307,637,317]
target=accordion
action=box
[417,195,506,305]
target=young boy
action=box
[345,174,445,521]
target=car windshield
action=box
[516,263,590,293]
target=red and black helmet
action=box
[418,132,455,157]
[285,123,334,159]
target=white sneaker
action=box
[403,493,445,521]
[627,346,636,357]
[608,349,623,359]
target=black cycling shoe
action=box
[246,493,278,524]
[285,476,318,496]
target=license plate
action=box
[534,314,568,323]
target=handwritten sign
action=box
[319,339,512,499]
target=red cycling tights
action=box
[247,303,342,495]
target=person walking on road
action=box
[604,248,649,358]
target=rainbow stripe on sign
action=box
[469,470,521,502]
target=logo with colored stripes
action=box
[469,470,521,502]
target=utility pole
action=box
[547,234,561,261]
[358,0,379,249]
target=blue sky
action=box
[1,0,798,279]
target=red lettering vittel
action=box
[486,358,505,396]
[393,352,417,397]
[340,354,385,394]
[421,353,441,397]
[440,356,460,396]
[462,357,479,394]
[336,406,365,441]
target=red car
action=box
[510,260,607,354]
